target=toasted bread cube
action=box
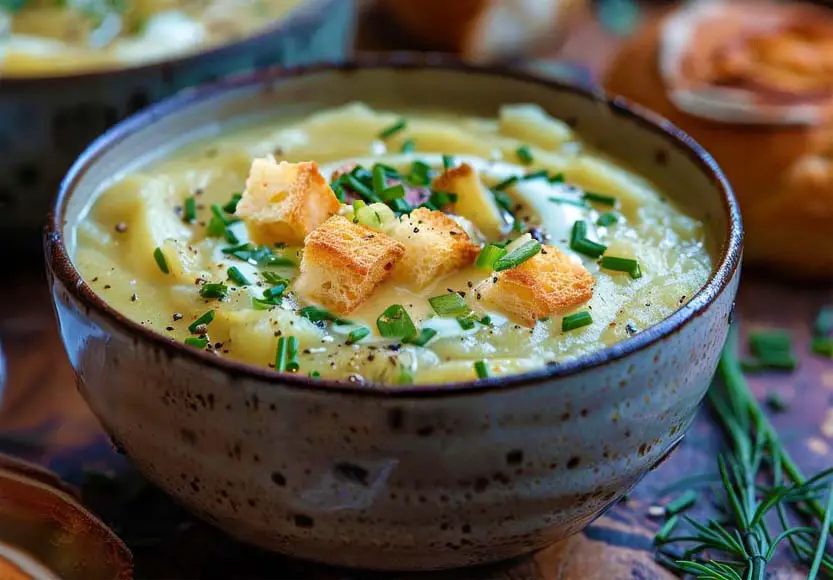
[432,163,506,240]
[475,246,594,327]
[295,216,406,315]
[236,158,341,245]
[389,208,480,289]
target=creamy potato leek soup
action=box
[74,103,712,385]
[0,0,302,76]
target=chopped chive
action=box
[184,337,209,349]
[227,266,250,286]
[408,160,432,186]
[252,297,277,310]
[814,306,833,336]
[351,166,373,183]
[740,355,797,372]
[346,327,370,345]
[570,221,607,258]
[188,310,215,334]
[222,243,295,267]
[299,306,348,325]
[261,271,288,285]
[224,227,240,245]
[400,139,415,153]
[494,176,519,191]
[654,515,679,545]
[379,184,405,202]
[153,247,169,274]
[522,169,549,181]
[275,336,289,372]
[549,172,566,184]
[766,392,789,412]
[309,371,321,380]
[749,330,792,358]
[379,119,407,140]
[403,328,437,347]
[456,313,477,330]
[199,282,228,300]
[211,203,239,225]
[583,192,617,206]
[476,244,508,270]
[562,311,593,332]
[264,283,287,300]
[493,240,541,271]
[549,196,589,208]
[345,174,378,202]
[480,315,492,326]
[493,190,514,215]
[600,256,642,279]
[390,198,411,214]
[664,490,698,516]
[516,145,533,165]
[811,337,833,358]
[428,190,457,208]
[372,164,387,195]
[222,193,243,214]
[474,360,489,379]
[285,336,300,372]
[377,163,401,178]
[206,216,227,237]
[442,155,455,170]
[429,293,469,316]
[376,304,417,339]
[183,197,196,222]
[597,212,619,227]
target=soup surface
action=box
[74,103,713,385]
[0,0,301,76]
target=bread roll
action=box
[604,1,833,278]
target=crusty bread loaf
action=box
[475,245,594,327]
[389,208,480,289]
[237,158,340,246]
[380,0,586,61]
[295,215,405,315]
[432,163,505,240]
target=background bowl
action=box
[44,57,742,571]
[0,0,354,245]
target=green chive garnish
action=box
[261,271,288,284]
[153,247,169,274]
[224,227,240,245]
[379,184,405,202]
[285,336,299,372]
[476,244,508,270]
[600,256,642,279]
[570,221,607,258]
[400,139,416,153]
[184,337,209,349]
[222,193,243,214]
[474,360,489,379]
[749,330,792,358]
[299,306,348,325]
[183,197,196,223]
[222,243,295,267]
[516,145,533,165]
[549,172,566,183]
[562,311,593,332]
[480,315,492,326]
[493,240,541,271]
[227,266,250,286]
[428,190,457,208]
[346,327,370,345]
[408,161,432,186]
[346,174,377,202]
[654,515,679,544]
[199,283,228,299]
[379,119,407,140]
[812,337,833,358]
[211,203,239,225]
[376,304,417,339]
[309,371,321,380]
[390,198,411,214]
[403,328,437,347]
[429,293,469,316]
[523,169,548,181]
[766,392,789,412]
[493,189,514,214]
[275,336,289,372]
[442,155,455,170]
[206,216,226,237]
[494,176,518,191]
[372,164,387,195]
[583,192,617,206]
[814,306,833,336]
[188,310,215,334]
[664,489,698,516]
[457,313,477,330]
[548,196,589,208]
[597,212,619,227]
[740,356,797,372]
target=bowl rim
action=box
[44,54,743,399]
[0,0,339,86]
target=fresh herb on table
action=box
[655,328,833,579]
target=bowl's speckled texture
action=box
[44,58,742,571]
[0,0,354,241]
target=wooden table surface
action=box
[1,3,832,579]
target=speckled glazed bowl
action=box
[0,0,354,243]
[44,57,743,571]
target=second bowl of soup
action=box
[46,58,741,570]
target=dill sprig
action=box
[655,327,833,579]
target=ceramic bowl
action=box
[44,56,742,571]
[0,0,354,244]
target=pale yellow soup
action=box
[74,103,713,385]
[0,0,301,76]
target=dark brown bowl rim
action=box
[44,54,743,399]
[0,0,336,86]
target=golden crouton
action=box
[237,158,341,245]
[295,216,406,315]
[476,246,594,327]
[389,208,480,289]
[432,163,506,240]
